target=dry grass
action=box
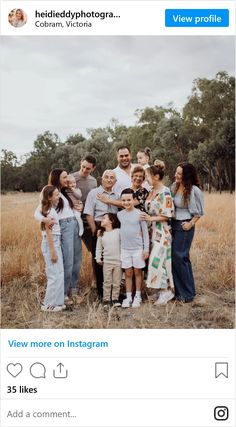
[1,192,235,329]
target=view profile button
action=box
[165,9,229,27]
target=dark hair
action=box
[147,163,165,180]
[137,147,151,161]
[117,145,131,154]
[131,165,145,179]
[175,162,200,204]
[82,154,96,167]
[121,188,134,197]
[40,185,57,230]
[48,168,73,212]
[100,213,120,236]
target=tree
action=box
[184,72,235,191]
[1,149,18,191]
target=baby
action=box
[66,174,84,237]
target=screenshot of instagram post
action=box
[0,1,235,426]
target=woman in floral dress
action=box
[140,162,175,305]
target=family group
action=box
[34,146,204,312]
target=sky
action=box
[1,36,235,157]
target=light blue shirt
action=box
[117,208,149,252]
[84,185,118,222]
[172,185,204,220]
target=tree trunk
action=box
[229,165,233,194]
[208,169,212,193]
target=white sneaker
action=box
[154,290,174,306]
[132,295,142,308]
[122,297,132,308]
[41,305,65,312]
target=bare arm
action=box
[34,206,56,227]
[96,193,123,208]
[86,215,97,235]
[182,216,200,231]
[45,225,57,263]
[140,212,169,222]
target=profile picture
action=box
[8,8,27,28]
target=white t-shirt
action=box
[41,207,61,236]
[113,165,132,197]
[34,192,74,224]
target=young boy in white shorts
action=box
[117,188,149,308]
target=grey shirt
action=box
[84,186,118,222]
[172,185,204,220]
[117,208,149,252]
[72,172,97,204]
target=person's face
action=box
[50,188,60,206]
[101,214,112,228]
[137,152,148,166]
[117,149,132,169]
[80,160,95,178]
[59,171,68,188]
[16,10,23,20]
[102,172,116,190]
[68,177,76,189]
[121,193,134,211]
[175,166,183,184]
[132,172,144,189]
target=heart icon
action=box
[7,363,23,377]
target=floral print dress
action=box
[145,186,174,290]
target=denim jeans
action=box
[41,235,64,306]
[171,219,196,301]
[59,217,82,296]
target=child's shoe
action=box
[132,295,142,308]
[41,305,65,312]
[122,297,132,308]
[154,289,174,306]
[112,300,121,308]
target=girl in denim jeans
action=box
[35,169,82,305]
[39,185,65,312]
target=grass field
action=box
[1,192,235,329]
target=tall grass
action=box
[1,192,235,329]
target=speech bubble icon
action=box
[30,362,46,379]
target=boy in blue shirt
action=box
[117,188,149,308]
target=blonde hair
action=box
[154,159,166,171]
[67,174,76,182]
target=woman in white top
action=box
[35,169,82,302]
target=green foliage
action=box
[185,71,235,192]
[2,72,234,192]
[1,150,19,191]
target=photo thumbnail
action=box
[1,36,235,330]
[8,9,27,28]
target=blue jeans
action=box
[59,217,82,296]
[171,219,196,301]
[41,235,64,306]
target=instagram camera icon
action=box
[214,406,229,421]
